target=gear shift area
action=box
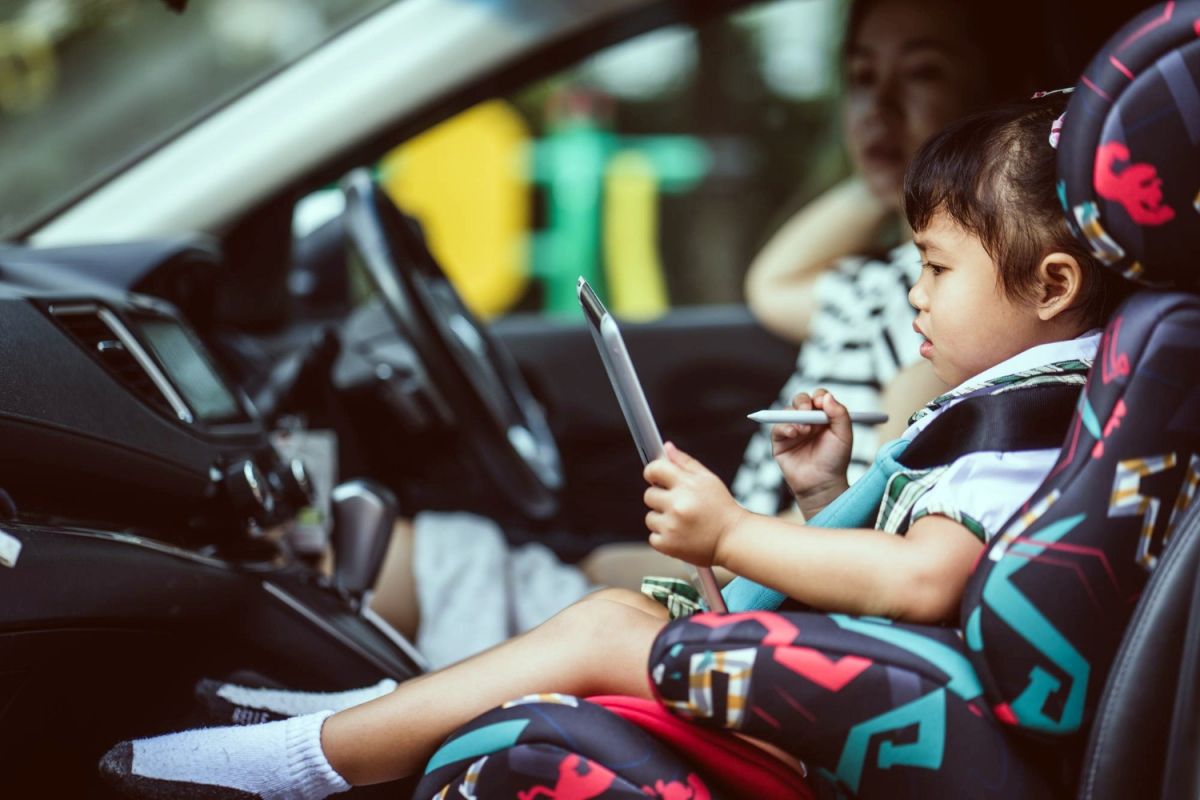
[330,479,398,600]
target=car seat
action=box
[413,3,1200,797]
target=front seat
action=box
[413,3,1200,797]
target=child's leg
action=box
[322,587,668,785]
[100,588,667,799]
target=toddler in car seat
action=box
[100,93,1132,800]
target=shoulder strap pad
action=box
[898,384,1081,470]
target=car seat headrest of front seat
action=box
[1058,0,1200,290]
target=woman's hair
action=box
[903,94,1133,326]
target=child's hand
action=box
[772,389,851,517]
[643,442,746,568]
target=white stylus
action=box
[747,410,890,425]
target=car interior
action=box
[0,0,1193,797]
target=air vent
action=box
[49,304,193,423]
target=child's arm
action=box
[771,389,852,519]
[644,443,982,623]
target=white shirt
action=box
[896,331,1101,541]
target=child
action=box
[100,94,1131,800]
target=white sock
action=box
[215,678,397,717]
[123,711,350,800]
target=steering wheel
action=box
[340,168,562,519]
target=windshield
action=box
[0,0,391,239]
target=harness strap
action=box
[898,384,1083,470]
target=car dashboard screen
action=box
[137,319,244,423]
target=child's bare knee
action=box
[585,586,668,616]
[550,589,661,644]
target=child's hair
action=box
[903,94,1133,326]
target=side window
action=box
[381,0,848,320]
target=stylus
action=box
[747,410,890,425]
[693,565,727,613]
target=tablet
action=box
[577,277,727,614]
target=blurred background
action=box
[0,0,849,319]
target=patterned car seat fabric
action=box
[969,0,1200,737]
[413,694,763,800]
[414,3,1200,797]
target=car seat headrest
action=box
[1058,0,1200,291]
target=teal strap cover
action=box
[721,438,910,612]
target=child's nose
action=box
[908,277,926,311]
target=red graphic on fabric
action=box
[993,703,1018,725]
[1081,74,1112,102]
[690,612,799,647]
[1117,1,1175,51]
[1091,398,1128,459]
[1100,317,1131,385]
[773,685,817,723]
[1109,55,1134,80]
[1006,549,1104,611]
[641,774,711,800]
[772,646,872,691]
[1094,141,1176,226]
[518,755,617,800]
[751,705,782,729]
[1048,415,1084,481]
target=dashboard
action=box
[0,242,307,552]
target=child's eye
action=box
[922,262,946,276]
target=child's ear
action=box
[1034,252,1083,321]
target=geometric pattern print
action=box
[976,512,1092,734]
[1166,452,1200,551]
[415,698,721,800]
[656,647,757,728]
[1109,453,1177,570]
[648,612,1055,798]
[986,489,1062,563]
[831,689,948,797]
[1104,452,1200,572]
[960,291,1200,744]
[462,755,488,800]
[502,694,580,709]
[1070,198,1127,267]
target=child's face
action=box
[909,212,1048,386]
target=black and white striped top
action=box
[731,242,925,515]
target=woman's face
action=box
[843,0,989,208]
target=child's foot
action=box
[98,711,350,800]
[196,678,398,725]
